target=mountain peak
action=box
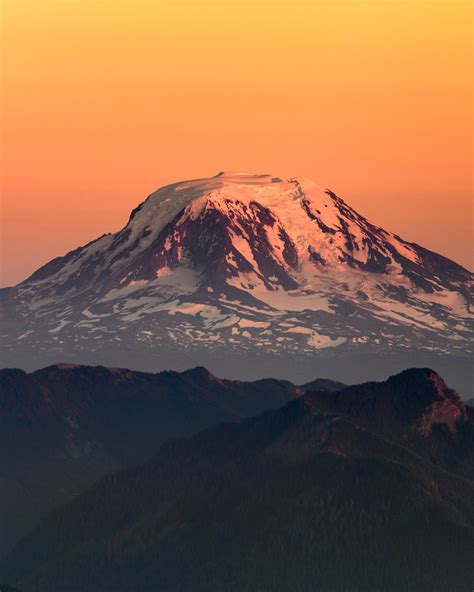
[387,367,450,391]
[386,367,467,434]
[43,363,81,371]
[181,366,220,383]
[305,367,467,437]
[213,171,281,181]
[1,172,472,390]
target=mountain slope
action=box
[3,368,473,592]
[1,172,472,391]
[0,363,311,558]
[301,377,347,392]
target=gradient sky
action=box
[1,0,472,287]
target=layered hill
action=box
[0,363,316,558]
[3,368,473,591]
[1,172,472,390]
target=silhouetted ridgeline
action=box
[2,368,473,591]
[2,172,472,393]
[0,363,342,557]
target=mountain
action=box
[466,398,474,408]
[1,172,472,391]
[0,363,314,558]
[3,368,473,592]
[301,377,347,392]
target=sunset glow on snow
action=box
[1,0,472,285]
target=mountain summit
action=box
[1,172,472,388]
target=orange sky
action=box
[1,0,472,286]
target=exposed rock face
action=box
[304,368,474,479]
[306,368,468,436]
[1,172,472,389]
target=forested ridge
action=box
[3,368,474,591]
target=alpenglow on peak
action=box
[1,171,472,391]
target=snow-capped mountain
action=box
[1,172,472,390]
